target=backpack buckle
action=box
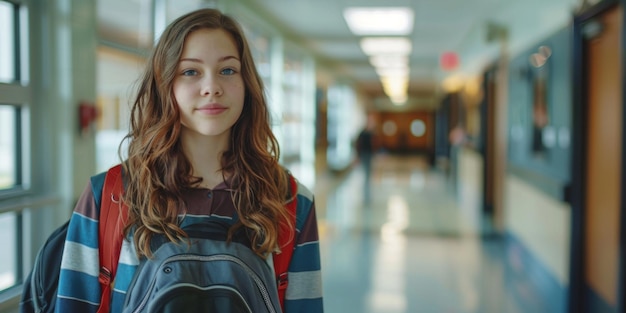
[99,266,112,285]
[277,272,289,290]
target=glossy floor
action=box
[314,154,551,313]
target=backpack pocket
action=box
[151,283,252,313]
[122,239,282,313]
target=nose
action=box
[201,76,222,96]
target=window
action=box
[382,120,397,136]
[0,212,17,291]
[0,0,28,295]
[0,105,19,190]
[0,0,26,195]
[410,119,426,137]
[0,1,16,83]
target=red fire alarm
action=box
[440,51,459,71]
[79,101,98,136]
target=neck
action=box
[180,130,230,188]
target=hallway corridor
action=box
[315,154,557,313]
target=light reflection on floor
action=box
[314,154,532,313]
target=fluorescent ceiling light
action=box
[360,37,412,56]
[381,76,409,102]
[344,7,414,35]
[381,77,408,92]
[376,67,409,77]
[370,55,408,68]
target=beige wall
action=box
[456,148,484,231]
[456,148,570,286]
[505,175,571,285]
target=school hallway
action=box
[314,153,557,313]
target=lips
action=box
[196,103,227,115]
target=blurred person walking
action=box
[356,116,378,204]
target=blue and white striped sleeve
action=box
[55,181,102,313]
[284,181,324,312]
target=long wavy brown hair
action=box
[120,8,293,258]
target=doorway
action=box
[571,3,625,312]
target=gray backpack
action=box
[122,221,283,313]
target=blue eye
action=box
[221,68,236,75]
[182,69,198,76]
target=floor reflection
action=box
[315,154,543,313]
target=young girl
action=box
[55,8,323,313]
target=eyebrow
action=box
[179,56,240,63]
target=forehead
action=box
[181,28,240,58]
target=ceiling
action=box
[98,0,585,104]
[243,0,581,96]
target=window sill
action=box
[0,285,22,313]
[0,194,61,214]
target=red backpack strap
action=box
[273,173,298,311]
[96,164,128,313]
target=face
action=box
[173,28,245,140]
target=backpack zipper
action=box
[132,254,277,313]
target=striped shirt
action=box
[55,170,324,312]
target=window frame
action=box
[0,0,31,299]
[0,0,31,198]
